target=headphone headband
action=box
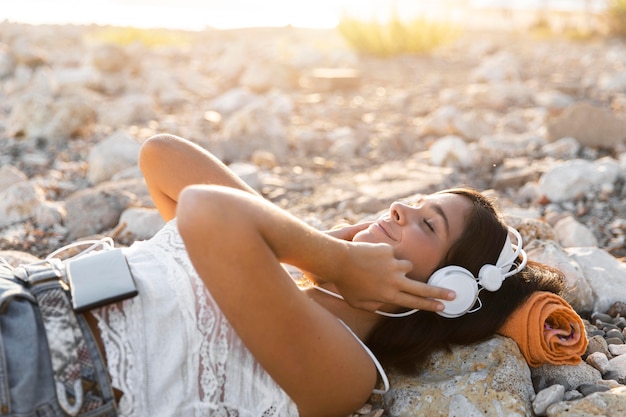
[497,226,527,279]
[427,225,528,318]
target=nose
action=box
[389,201,411,224]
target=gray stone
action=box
[577,383,610,396]
[87,131,142,184]
[547,101,626,147]
[115,207,166,243]
[383,336,534,417]
[567,247,626,315]
[608,353,626,383]
[524,239,594,315]
[0,164,28,193]
[553,215,599,248]
[537,158,620,203]
[533,384,565,416]
[547,386,626,416]
[64,184,136,240]
[530,362,602,396]
[0,181,45,228]
[585,352,610,374]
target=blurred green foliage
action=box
[337,13,461,57]
[88,26,192,47]
[607,0,626,37]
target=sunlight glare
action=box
[0,0,462,30]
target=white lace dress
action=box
[92,220,299,417]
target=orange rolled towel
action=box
[497,291,588,367]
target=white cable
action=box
[46,237,115,262]
[312,285,419,318]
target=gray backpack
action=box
[0,257,118,417]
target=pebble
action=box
[586,352,610,374]
[563,390,583,401]
[606,302,626,317]
[533,384,565,416]
[609,344,626,356]
[606,337,624,346]
[606,329,624,342]
[603,370,621,382]
[349,403,384,417]
[577,383,610,396]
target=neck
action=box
[302,284,384,340]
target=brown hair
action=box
[364,188,565,374]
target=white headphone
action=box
[312,226,527,319]
[427,226,528,318]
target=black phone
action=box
[66,248,138,312]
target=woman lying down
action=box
[3,134,587,417]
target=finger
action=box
[391,292,447,313]
[325,227,351,240]
[351,221,374,231]
[326,222,372,241]
[395,259,413,274]
[398,279,456,302]
[342,222,374,241]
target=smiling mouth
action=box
[375,221,394,240]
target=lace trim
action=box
[93,220,298,416]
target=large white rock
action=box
[64,184,135,240]
[116,207,166,242]
[566,247,626,314]
[429,135,475,169]
[0,181,45,228]
[538,158,620,203]
[6,94,96,144]
[220,100,288,162]
[97,94,157,128]
[383,336,534,417]
[553,215,599,248]
[470,51,521,83]
[525,239,594,315]
[87,131,141,184]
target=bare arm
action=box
[176,185,453,415]
[138,133,258,221]
[176,185,379,415]
[139,134,451,312]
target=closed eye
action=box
[423,218,435,232]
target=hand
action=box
[332,241,456,314]
[325,221,373,241]
[302,222,374,285]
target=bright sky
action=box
[0,0,376,30]
[0,0,478,30]
[0,0,606,30]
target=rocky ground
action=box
[2,21,626,416]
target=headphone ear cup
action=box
[478,264,504,292]
[427,266,479,318]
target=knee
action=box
[140,133,173,160]
[176,186,200,238]
[177,184,218,219]
[176,185,218,242]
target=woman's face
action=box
[353,193,472,282]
